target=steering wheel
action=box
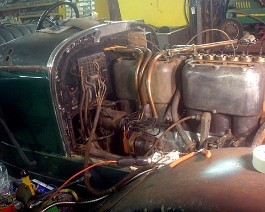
[36,1,80,31]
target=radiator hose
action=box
[171,89,196,152]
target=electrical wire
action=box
[39,195,109,212]
[79,67,86,141]
[106,168,154,210]
[40,160,117,210]
[40,168,155,212]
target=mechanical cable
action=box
[40,168,155,212]
[40,194,109,212]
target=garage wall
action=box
[118,0,188,27]
[95,0,110,20]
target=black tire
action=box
[5,26,23,39]
[220,18,244,40]
[25,25,36,33]
[0,34,6,45]
[12,25,32,36]
[0,29,14,42]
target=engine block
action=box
[183,54,265,137]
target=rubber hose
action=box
[171,89,195,152]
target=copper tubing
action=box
[105,46,144,106]
[145,52,164,119]
[169,40,238,54]
[139,48,152,106]
[133,47,144,105]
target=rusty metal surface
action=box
[96,147,265,211]
[113,58,182,103]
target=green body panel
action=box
[0,141,127,187]
[227,0,265,24]
[0,21,140,185]
[0,69,66,155]
[0,68,128,185]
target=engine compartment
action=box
[2,20,265,209]
[53,27,265,164]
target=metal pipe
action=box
[199,112,211,148]
[139,48,152,106]
[145,52,164,119]
[169,40,238,54]
[105,46,144,106]
[196,0,203,44]
[171,89,196,152]
[209,0,214,42]
[134,48,144,105]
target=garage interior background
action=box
[0,0,231,48]
[2,0,265,211]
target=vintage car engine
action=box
[183,54,265,148]
[52,27,265,161]
[2,19,265,210]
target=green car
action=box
[1,1,265,211]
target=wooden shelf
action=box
[19,12,60,19]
